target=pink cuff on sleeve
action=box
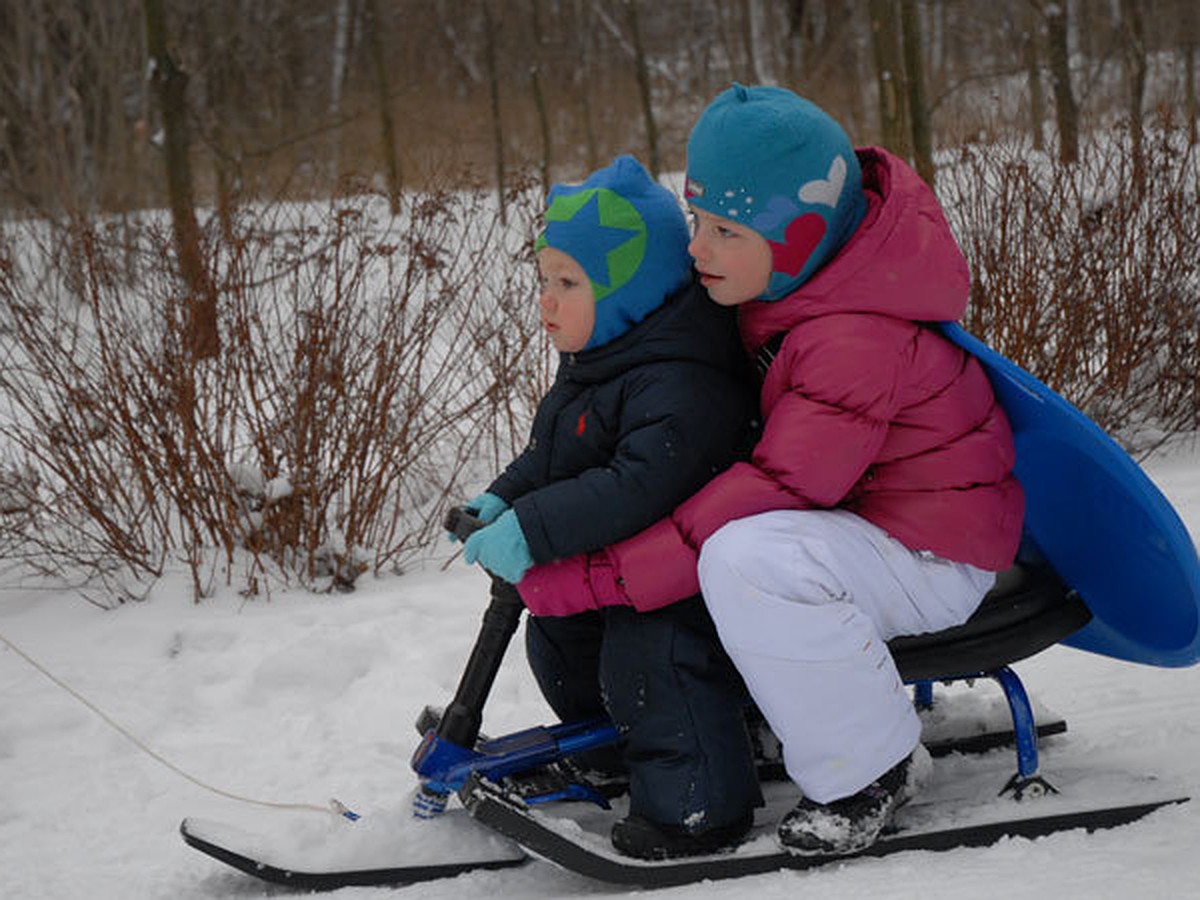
[518,555,600,617]
[585,554,629,608]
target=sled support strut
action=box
[912,667,1054,798]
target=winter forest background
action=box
[0,0,1198,603]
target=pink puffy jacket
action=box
[518,148,1024,616]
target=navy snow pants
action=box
[525,597,763,832]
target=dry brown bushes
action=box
[0,177,549,601]
[940,117,1200,452]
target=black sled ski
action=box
[178,752,1188,893]
[180,814,528,890]
[180,821,527,890]
[175,714,1079,893]
[461,770,1188,889]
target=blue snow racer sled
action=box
[182,325,1200,889]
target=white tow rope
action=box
[0,629,359,821]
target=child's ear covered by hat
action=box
[685,83,868,300]
[537,155,692,350]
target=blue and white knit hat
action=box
[685,84,868,300]
[536,155,692,350]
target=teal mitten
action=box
[463,509,534,584]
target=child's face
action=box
[687,208,773,306]
[538,247,596,352]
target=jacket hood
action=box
[738,148,971,353]
[559,276,746,385]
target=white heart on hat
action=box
[798,156,847,208]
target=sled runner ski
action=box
[461,768,1186,889]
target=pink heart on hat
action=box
[767,213,827,276]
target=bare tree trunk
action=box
[365,0,402,214]
[574,0,599,171]
[868,0,910,157]
[1034,0,1079,164]
[1118,0,1147,194]
[710,0,742,88]
[783,0,808,89]
[529,0,552,194]
[740,0,768,83]
[900,0,933,186]
[927,0,945,79]
[625,0,660,177]
[435,0,483,86]
[1186,2,1198,146]
[483,1,506,224]
[197,7,237,241]
[328,0,354,182]
[0,3,143,213]
[142,0,218,359]
[837,0,869,134]
[330,0,353,115]
[1024,4,1046,152]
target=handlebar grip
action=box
[444,506,487,542]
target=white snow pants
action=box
[698,509,996,803]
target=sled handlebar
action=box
[433,506,526,750]
[444,505,487,543]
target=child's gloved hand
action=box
[463,509,534,584]
[447,492,510,543]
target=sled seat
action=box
[889,562,1092,682]
[886,562,1092,795]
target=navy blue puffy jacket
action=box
[487,278,756,565]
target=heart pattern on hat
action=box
[798,156,847,209]
[751,195,802,233]
[767,213,827,277]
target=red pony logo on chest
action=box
[576,412,588,436]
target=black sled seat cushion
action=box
[888,564,1093,683]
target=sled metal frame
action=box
[911,668,1042,792]
[897,562,1092,795]
[416,516,1093,808]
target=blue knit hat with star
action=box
[536,155,692,350]
[685,84,868,300]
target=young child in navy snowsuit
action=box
[516,86,1025,858]
[456,155,762,859]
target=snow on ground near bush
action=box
[3,439,1200,899]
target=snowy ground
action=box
[3,438,1200,899]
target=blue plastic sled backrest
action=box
[939,322,1200,668]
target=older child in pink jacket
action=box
[517,84,1024,857]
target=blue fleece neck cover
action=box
[537,155,692,350]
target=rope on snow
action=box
[0,628,359,821]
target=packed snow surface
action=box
[3,438,1200,898]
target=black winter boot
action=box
[777,750,919,856]
[611,811,754,861]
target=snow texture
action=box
[3,446,1200,899]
